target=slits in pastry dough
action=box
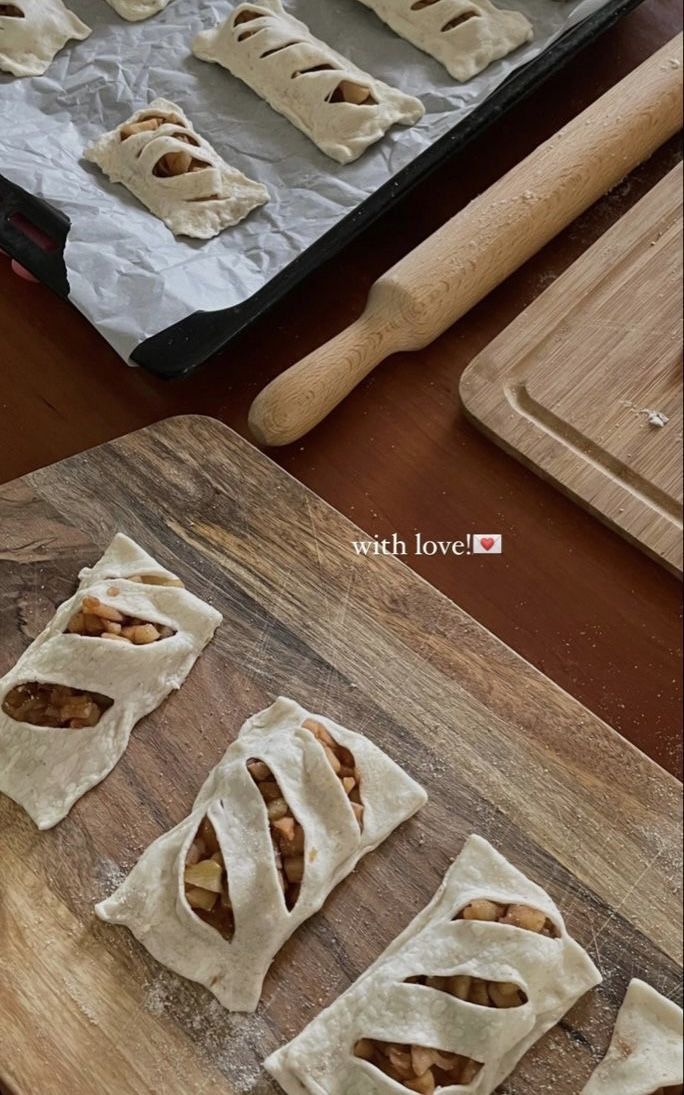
[0,0,90,78]
[582,979,683,1094]
[192,0,425,164]
[355,0,534,82]
[95,697,428,1012]
[104,0,174,22]
[0,534,222,829]
[266,834,602,1094]
[85,98,269,239]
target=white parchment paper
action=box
[0,0,611,363]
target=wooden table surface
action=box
[1,0,682,779]
[1,417,681,1095]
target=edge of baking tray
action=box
[0,0,644,377]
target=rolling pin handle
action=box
[248,295,407,447]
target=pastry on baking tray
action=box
[0,533,222,829]
[266,834,602,1094]
[96,696,428,1012]
[582,979,683,1094]
[0,0,90,78]
[104,0,173,22]
[192,0,425,164]
[85,99,269,239]
[355,0,534,82]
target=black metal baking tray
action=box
[0,0,642,378]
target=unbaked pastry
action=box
[96,696,428,1012]
[0,533,222,829]
[582,979,683,1095]
[355,0,533,82]
[192,0,425,164]
[266,834,602,1094]
[85,98,269,239]
[0,0,90,78]
[104,0,173,22]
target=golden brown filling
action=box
[247,759,305,910]
[2,683,113,728]
[234,10,376,105]
[184,817,234,941]
[455,898,558,937]
[152,147,210,178]
[0,4,24,15]
[66,593,175,645]
[245,720,362,910]
[354,1041,482,1092]
[125,572,184,587]
[234,8,261,39]
[441,11,479,30]
[120,114,183,140]
[327,81,378,106]
[355,898,554,1089]
[301,717,364,828]
[234,7,260,23]
[406,973,527,1009]
[409,0,480,31]
[119,115,209,178]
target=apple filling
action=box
[247,759,305,910]
[326,81,378,106]
[234,9,377,106]
[354,899,555,1089]
[66,593,175,645]
[124,572,185,587]
[406,973,527,1009]
[455,898,559,937]
[354,1041,482,1091]
[0,5,24,15]
[2,683,113,728]
[120,115,211,178]
[184,817,234,941]
[301,717,364,829]
[234,7,261,25]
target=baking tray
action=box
[0,0,642,378]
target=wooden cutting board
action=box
[0,416,681,1095]
[460,165,683,576]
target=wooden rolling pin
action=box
[248,35,683,447]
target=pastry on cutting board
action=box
[192,0,425,164]
[582,979,683,1094]
[84,99,269,239]
[104,0,174,22]
[355,0,534,82]
[96,696,428,1012]
[0,0,90,77]
[0,533,222,829]
[266,833,602,1094]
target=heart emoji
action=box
[479,537,496,551]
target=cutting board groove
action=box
[460,165,683,574]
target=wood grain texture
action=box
[0,417,681,1095]
[247,35,684,447]
[460,166,683,575]
[0,0,681,778]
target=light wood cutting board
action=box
[0,416,681,1095]
[460,165,683,575]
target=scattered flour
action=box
[620,401,670,428]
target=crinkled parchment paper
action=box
[0,0,611,363]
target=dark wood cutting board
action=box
[460,165,683,576]
[0,416,681,1095]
